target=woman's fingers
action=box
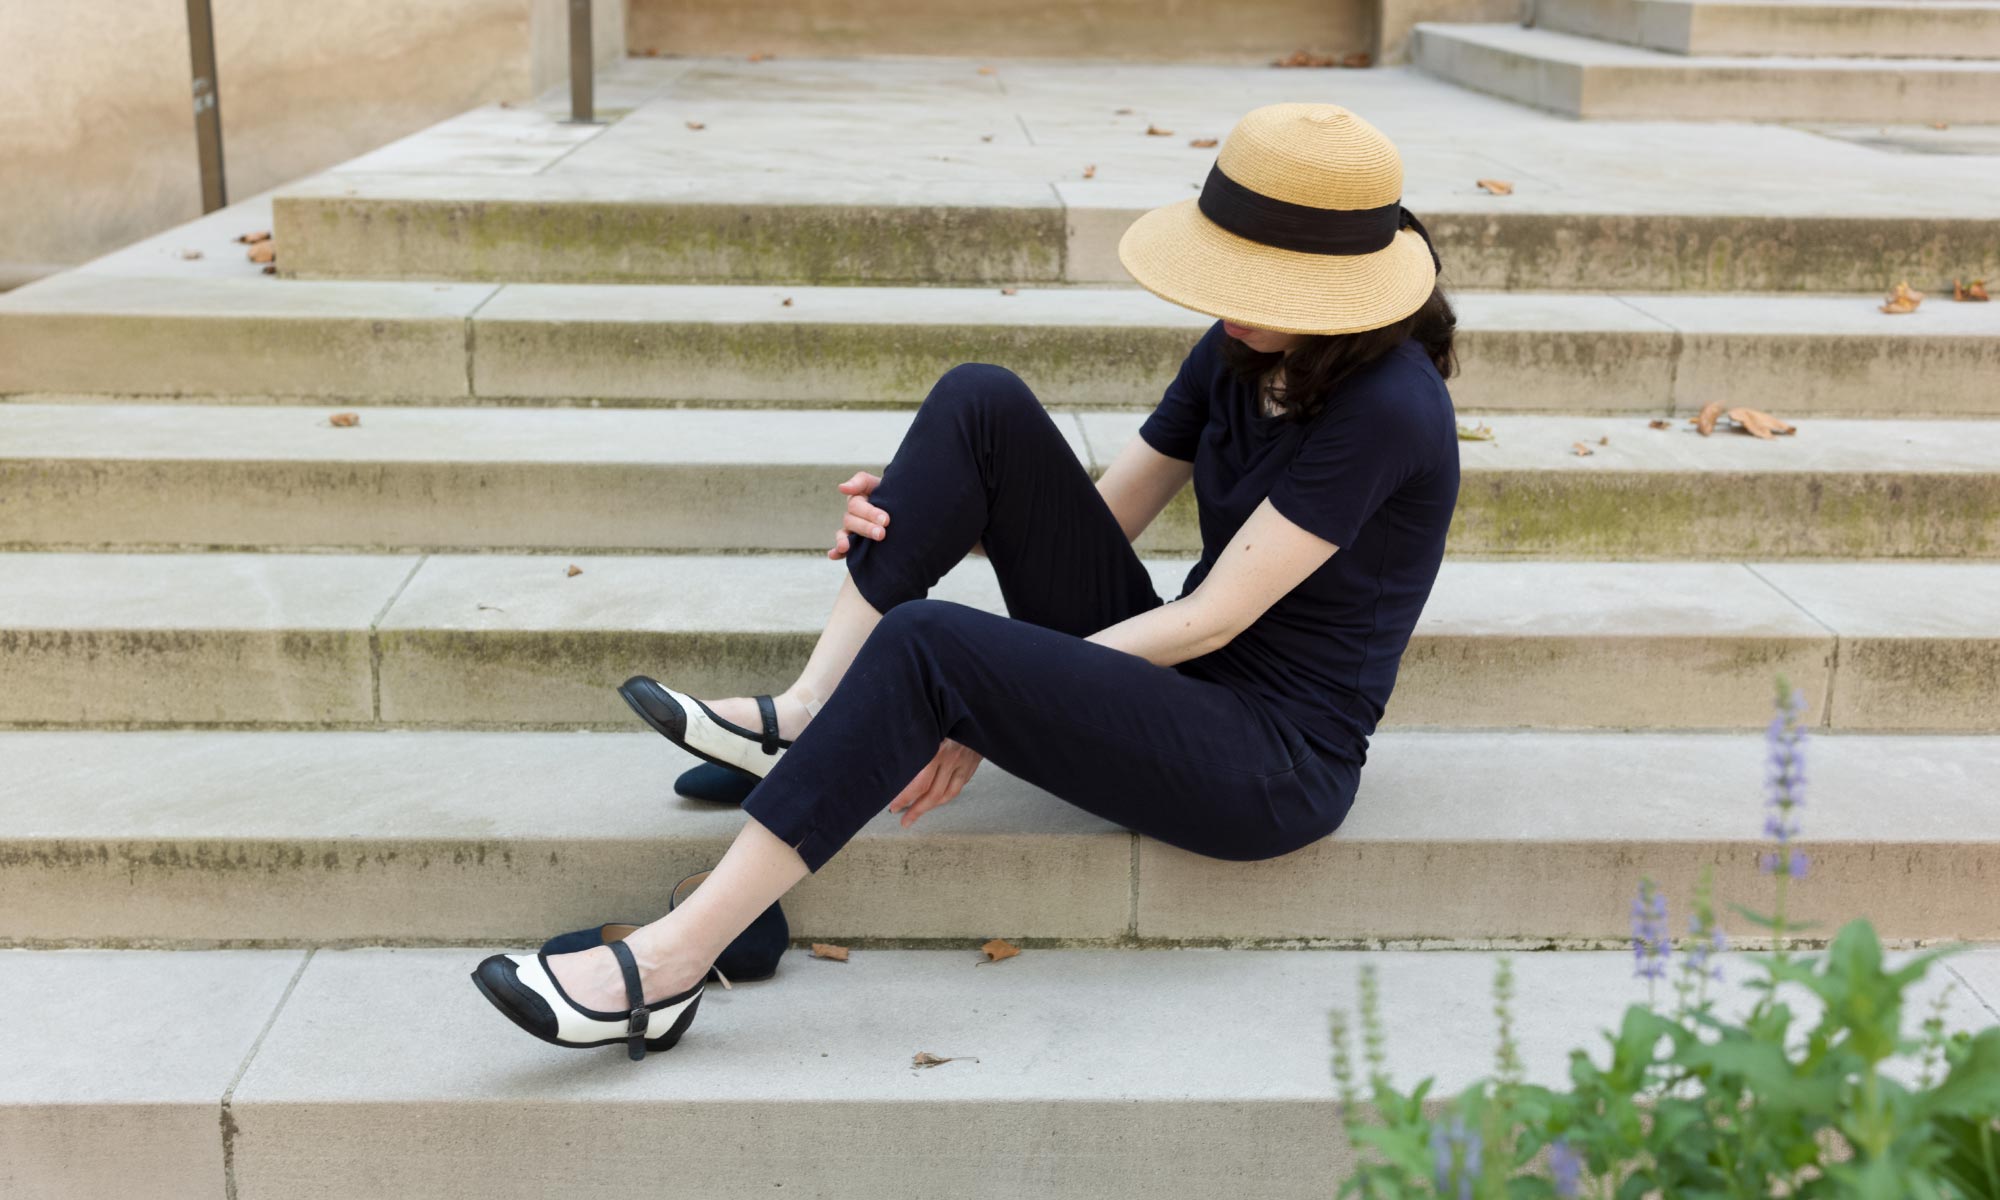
[846,493,890,532]
[899,743,983,827]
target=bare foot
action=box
[545,940,710,1013]
[704,689,814,742]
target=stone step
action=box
[1534,0,2000,60]
[6,728,1998,947]
[4,552,1996,732]
[1413,23,2000,121]
[6,275,1999,417]
[255,57,2000,292]
[8,945,1994,1198]
[4,403,1998,560]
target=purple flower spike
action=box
[1549,1138,1582,1198]
[1631,881,1671,980]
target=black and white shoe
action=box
[618,675,792,780]
[471,938,703,1061]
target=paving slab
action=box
[0,731,1130,946]
[1139,729,2000,943]
[0,272,490,399]
[1413,23,2000,122]
[222,946,1996,1199]
[0,948,304,1199]
[0,553,414,726]
[7,404,1997,557]
[1752,562,2000,730]
[264,57,2000,291]
[1532,0,2000,59]
[3,729,1998,946]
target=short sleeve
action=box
[1136,326,1218,462]
[1266,391,1424,550]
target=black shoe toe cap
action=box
[471,955,558,1040]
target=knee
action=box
[928,362,1037,421]
[866,598,981,661]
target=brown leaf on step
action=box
[810,943,850,961]
[1476,178,1514,196]
[1189,137,1218,149]
[1343,52,1373,68]
[565,564,583,577]
[1880,280,1924,314]
[179,248,203,260]
[980,134,994,143]
[912,1051,956,1068]
[685,120,706,130]
[1272,50,1340,68]
[1648,418,1672,430]
[979,938,1020,963]
[977,65,995,75]
[329,412,361,428]
[1455,420,1495,442]
[999,287,1018,296]
[1954,278,1990,302]
[1145,124,1173,137]
[1932,121,1949,130]
[261,264,276,275]
[746,51,773,62]
[237,230,271,245]
[641,47,659,57]
[1725,407,1796,439]
[1115,106,1134,115]
[1571,441,1595,457]
[247,241,276,264]
[1693,401,1726,436]
[1082,164,1097,179]
[1598,435,1609,445]
[781,296,793,307]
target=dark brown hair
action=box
[1218,284,1457,424]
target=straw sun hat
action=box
[1117,102,1442,337]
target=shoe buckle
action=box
[627,1006,651,1061]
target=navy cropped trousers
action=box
[738,363,1361,874]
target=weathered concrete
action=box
[1533,0,2000,60]
[0,553,412,726]
[0,731,1130,946]
[1412,23,2000,121]
[4,729,1999,946]
[1753,562,2000,731]
[8,404,1997,558]
[219,946,1993,1198]
[1138,729,2000,943]
[0,948,304,1199]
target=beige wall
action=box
[0,0,623,287]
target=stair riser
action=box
[9,460,1998,560]
[1414,27,2000,121]
[1535,0,2000,59]
[6,834,1991,947]
[275,193,2000,292]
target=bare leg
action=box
[548,572,884,1008]
[693,571,884,740]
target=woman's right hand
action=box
[828,471,888,560]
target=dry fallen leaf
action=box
[1145,124,1173,137]
[1273,50,1338,68]
[261,264,276,275]
[1455,421,1495,442]
[999,287,1018,296]
[1880,281,1924,314]
[1343,51,1373,67]
[1726,407,1796,439]
[810,943,850,961]
[977,65,995,75]
[781,296,793,307]
[1476,178,1514,196]
[747,51,772,62]
[685,120,706,130]
[1115,106,1134,115]
[980,134,994,143]
[1932,121,1950,130]
[979,938,1020,963]
[565,564,583,578]
[179,248,203,260]
[1598,435,1609,446]
[641,47,659,57]
[1189,137,1218,149]
[1648,418,1672,430]
[237,230,271,245]
[1693,401,1727,436]
[247,241,276,264]
[1954,278,1990,302]
[1571,441,1595,457]
[329,412,361,428]
[913,1051,967,1068]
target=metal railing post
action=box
[568,0,597,124]
[185,0,227,211]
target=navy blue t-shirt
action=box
[1137,321,1460,766]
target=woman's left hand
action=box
[887,737,984,827]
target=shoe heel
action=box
[644,991,702,1052]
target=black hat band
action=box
[1196,162,1441,272]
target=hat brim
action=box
[1116,197,1438,336]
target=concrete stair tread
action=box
[6,728,2000,945]
[8,945,1996,1198]
[1419,21,2000,70]
[3,552,1998,732]
[6,402,1998,473]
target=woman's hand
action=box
[828,470,984,559]
[887,737,984,827]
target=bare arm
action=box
[1088,496,1338,666]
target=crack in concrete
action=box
[220,949,314,1200]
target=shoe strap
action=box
[606,938,650,1061]
[754,694,781,755]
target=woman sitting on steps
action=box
[471,101,1464,1059]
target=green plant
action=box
[1328,678,2000,1198]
